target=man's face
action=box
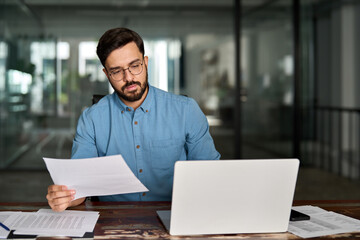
[103,42,149,102]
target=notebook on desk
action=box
[157,159,300,236]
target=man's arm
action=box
[185,98,221,160]
[71,108,99,159]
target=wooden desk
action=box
[1,200,360,239]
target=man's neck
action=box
[120,86,149,110]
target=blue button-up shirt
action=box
[71,85,220,201]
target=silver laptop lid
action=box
[169,159,299,235]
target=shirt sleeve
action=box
[185,98,221,160]
[71,108,99,159]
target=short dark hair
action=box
[96,27,145,67]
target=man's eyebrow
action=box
[108,58,142,71]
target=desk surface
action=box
[1,200,360,239]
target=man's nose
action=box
[123,68,133,82]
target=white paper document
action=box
[288,205,360,238]
[0,212,19,239]
[0,225,9,239]
[44,154,148,200]
[2,209,99,237]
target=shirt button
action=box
[121,110,124,114]
[146,110,148,113]
[127,108,131,112]
[134,121,138,125]
[142,193,146,196]
[139,169,143,173]
[136,145,140,149]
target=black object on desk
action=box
[7,230,94,239]
[290,209,311,221]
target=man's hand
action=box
[46,185,82,212]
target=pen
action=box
[0,222,10,231]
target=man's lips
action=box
[125,84,138,91]
[122,81,141,92]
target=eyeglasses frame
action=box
[107,59,145,82]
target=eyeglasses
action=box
[108,60,144,82]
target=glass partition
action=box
[241,0,294,158]
[300,0,360,179]
[0,1,54,168]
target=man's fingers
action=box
[46,184,77,212]
[47,190,75,200]
[50,202,71,212]
[51,195,74,206]
[48,185,67,193]
[48,194,75,212]
[46,191,75,202]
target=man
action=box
[47,27,220,212]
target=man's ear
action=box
[144,56,149,67]
[103,68,110,80]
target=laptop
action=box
[157,159,299,236]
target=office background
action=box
[0,0,359,201]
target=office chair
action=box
[92,94,106,105]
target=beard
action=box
[113,69,148,102]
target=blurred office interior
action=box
[0,0,359,202]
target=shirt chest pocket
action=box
[150,138,185,169]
